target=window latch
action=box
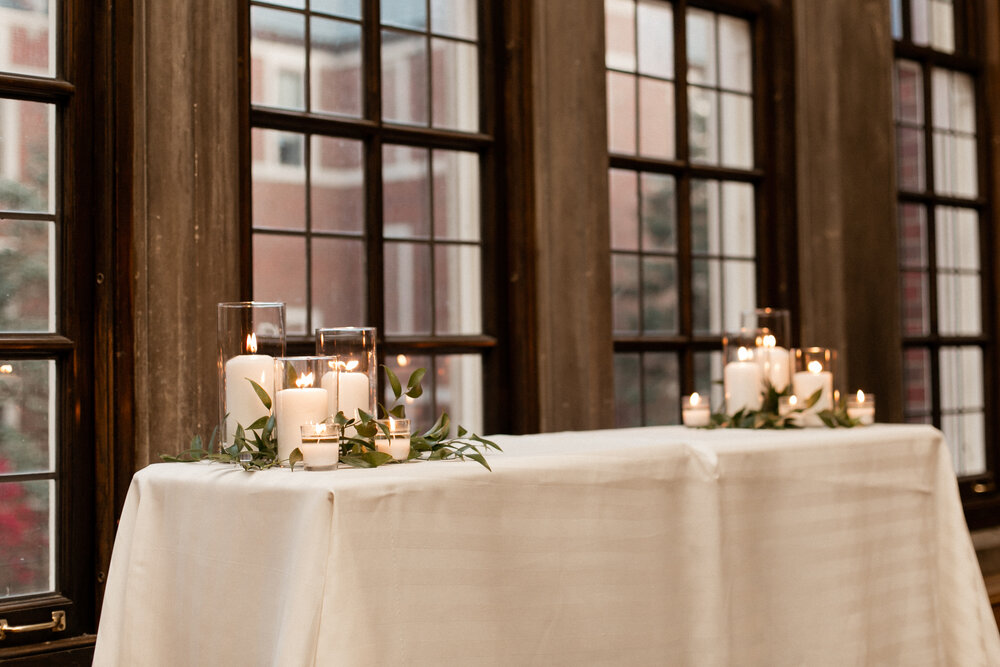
[0,611,66,641]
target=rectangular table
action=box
[93,425,1000,665]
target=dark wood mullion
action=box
[0,211,58,222]
[611,153,764,182]
[897,189,987,208]
[367,0,387,396]
[901,0,912,43]
[239,0,253,299]
[0,73,73,102]
[676,0,693,356]
[424,0,433,130]
[895,41,979,69]
[304,133,313,335]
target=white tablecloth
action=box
[94,425,1000,666]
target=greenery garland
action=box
[705,385,861,429]
[162,365,501,471]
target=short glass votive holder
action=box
[274,356,338,462]
[316,327,377,421]
[681,393,711,427]
[791,347,836,426]
[299,422,341,470]
[218,302,286,451]
[374,417,411,461]
[846,391,875,426]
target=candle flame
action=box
[396,354,409,367]
[762,334,776,349]
[807,360,823,374]
[856,389,865,403]
[345,360,359,371]
[690,392,701,407]
[246,333,258,354]
[789,395,798,406]
[737,346,753,362]
[296,371,315,388]
[0,364,11,374]
[313,422,325,435]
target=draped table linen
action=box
[93,424,1000,666]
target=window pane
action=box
[894,60,923,124]
[931,68,951,129]
[930,0,954,53]
[311,17,363,118]
[935,206,978,271]
[382,30,428,125]
[694,350,724,410]
[900,270,930,336]
[433,150,480,242]
[720,93,753,168]
[0,0,55,77]
[381,0,427,30]
[911,0,929,45]
[311,237,365,330]
[607,71,637,154]
[940,346,983,411]
[689,86,718,164]
[609,169,639,251]
[637,0,673,79]
[643,352,679,425]
[434,244,481,335]
[642,256,678,334]
[0,360,54,474]
[614,352,641,427]
[436,354,483,434]
[897,126,925,191]
[638,77,675,159]
[0,220,54,333]
[692,258,721,335]
[313,0,362,20]
[691,179,720,255]
[0,100,54,214]
[640,172,675,252]
[252,129,306,231]
[253,234,307,333]
[0,480,53,599]
[722,259,756,332]
[431,0,477,40]
[384,241,432,335]
[951,72,975,133]
[721,182,755,258]
[898,203,927,268]
[605,0,636,72]
[383,145,430,239]
[686,9,717,86]
[311,136,364,234]
[718,15,751,93]
[936,272,981,336]
[384,353,434,429]
[431,38,478,132]
[902,347,932,415]
[942,412,985,476]
[891,0,902,39]
[251,7,306,111]
[612,253,639,333]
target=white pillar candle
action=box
[224,352,274,446]
[327,370,369,419]
[846,390,875,425]
[681,393,711,427]
[792,360,833,426]
[275,387,329,461]
[724,347,763,413]
[757,336,791,392]
[320,371,339,420]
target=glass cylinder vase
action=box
[274,356,339,462]
[315,327,377,420]
[722,329,763,414]
[791,347,836,426]
[742,308,792,392]
[218,302,285,451]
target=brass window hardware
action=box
[0,611,66,640]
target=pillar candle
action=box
[327,370,370,419]
[224,353,274,446]
[724,347,763,413]
[757,335,791,392]
[791,361,833,426]
[275,387,329,461]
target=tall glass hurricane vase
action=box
[315,327,377,420]
[218,302,286,450]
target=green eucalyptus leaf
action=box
[804,389,822,410]
[356,421,378,438]
[457,425,468,438]
[248,379,273,411]
[406,367,427,391]
[247,416,269,431]
[383,364,403,400]
[358,409,373,425]
[389,404,407,419]
[466,452,491,471]
[404,384,423,399]
[285,364,299,390]
[334,411,348,426]
[288,447,303,471]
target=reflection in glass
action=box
[433,150,480,241]
[642,256,677,334]
[253,234,307,333]
[609,169,639,251]
[0,100,53,214]
[640,173,676,252]
[311,17,363,118]
[614,353,641,427]
[0,220,54,332]
[0,480,53,599]
[607,72,637,154]
[431,38,478,132]
[638,77,675,159]
[252,128,306,231]
[383,145,430,239]
[311,136,364,234]
[643,352,679,425]
[612,253,639,333]
[436,354,483,433]
[637,0,673,79]
[0,360,54,474]
[382,30,428,125]
[311,237,365,330]
[251,7,306,110]
[434,244,481,335]
[384,241,432,335]
[689,86,718,164]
